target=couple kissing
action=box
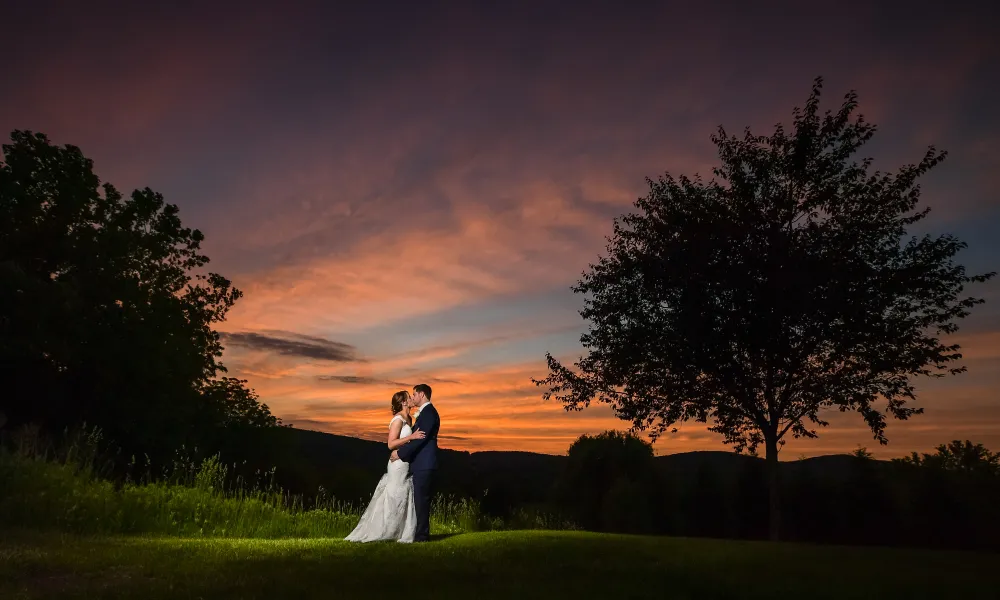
[345,383,440,543]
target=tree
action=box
[894,440,1000,476]
[850,445,874,460]
[0,131,277,462]
[534,78,995,541]
[202,377,283,429]
[892,440,1000,548]
[553,430,659,532]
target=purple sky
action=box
[3,0,998,456]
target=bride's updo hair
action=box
[391,390,410,414]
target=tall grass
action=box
[0,425,574,538]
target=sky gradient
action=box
[3,0,998,457]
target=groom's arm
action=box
[397,409,437,462]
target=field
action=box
[2,435,996,598]
[2,530,994,600]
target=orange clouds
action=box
[4,2,999,460]
[949,331,1000,362]
[219,173,623,333]
[274,362,632,454]
[223,326,1000,458]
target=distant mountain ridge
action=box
[221,426,871,506]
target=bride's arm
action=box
[389,419,410,450]
[387,419,406,450]
[387,420,426,450]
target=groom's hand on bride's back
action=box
[390,450,400,462]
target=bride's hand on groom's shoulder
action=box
[410,429,426,440]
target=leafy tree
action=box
[553,430,658,532]
[851,445,874,460]
[534,78,995,540]
[0,131,277,462]
[202,377,283,429]
[894,440,1000,476]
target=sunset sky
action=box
[3,1,998,458]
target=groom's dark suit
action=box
[396,401,439,542]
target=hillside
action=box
[219,426,567,505]
[221,426,862,506]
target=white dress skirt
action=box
[344,415,418,543]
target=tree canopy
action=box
[0,130,278,461]
[894,440,1000,476]
[534,78,995,539]
[554,430,658,533]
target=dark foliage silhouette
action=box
[0,131,278,464]
[552,430,659,533]
[893,439,1000,475]
[534,78,995,540]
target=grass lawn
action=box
[1,530,994,599]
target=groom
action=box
[391,383,438,542]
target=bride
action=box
[345,390,426,543]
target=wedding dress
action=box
[344,414,418,543]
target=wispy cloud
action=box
[317,375,411,387]
[221,331,363,362]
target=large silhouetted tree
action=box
[534,78,995,541]
[0,131,278,461]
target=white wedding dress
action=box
[344,414,418,543]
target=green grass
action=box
[4,428,992,598]
[1,530,995,599]
[1,452,355,537]
[0,436,569,538]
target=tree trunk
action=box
[765,433,781,542]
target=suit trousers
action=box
[411,468,434,542]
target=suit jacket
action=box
[397,402,439,471]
